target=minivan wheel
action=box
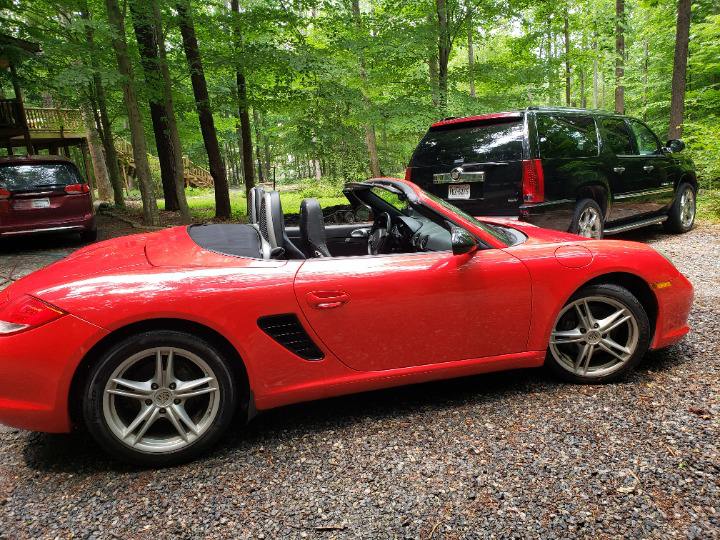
[663,182,695,234]
[546,283,650,384]
[80,228,98,243]
[569,198,604,239]
[83,330,237,466]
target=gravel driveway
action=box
[0,220,718,539]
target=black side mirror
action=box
[451,226,477,255]
[666,139,685,153]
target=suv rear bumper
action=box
[0,214,96,237]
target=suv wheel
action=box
[569,198,604,239]
[663,182,695,234]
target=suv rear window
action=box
[410,120,524,167]
[0,163,84,191]
[536,114,598,158]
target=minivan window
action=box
[601,118,634,155]
[628,120,660,155]
[536,114,598,158]
[0,163,84,191]
[410,120,524,167]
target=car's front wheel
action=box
[83,330,237,466]
[664,181,696,234]
[546,283,650,384]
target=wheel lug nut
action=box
[169,383,176,390]
[174,399,181,405]
[145,399,152,406]
[151,383,159,390]
[593,323,599,329]
[159,408,166,414]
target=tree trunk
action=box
[564,11,571,107]
[643,13,649,120]
[129,0,180,213]
[176,0,231,218]
[263,135,271,182]
[427,13,440,106]
[252,108,265,183]
[81,100,113,200]
[351,0,381,177]
[468,8,476,98]
[152,0,191,223]
[580,70,586,108]
[104,0,159,225]
[615,0,625,114]
[668,0,691,140]
[230,0,255,198]
[436,0,450,110]
[80,0,124,207]
[593,36,599,108]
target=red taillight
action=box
[0,295,67,335]
[64,183,90,194]
[0,188,10,199]
[404,167,412,181]
[522,159,544,203]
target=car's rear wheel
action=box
[546,284,650,384]
[83,330,237,466]
[569,198,604,239]
[663,182,696,234]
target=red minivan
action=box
[0,155,97,242]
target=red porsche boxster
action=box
[0,179,693,465]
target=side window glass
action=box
[537,114,599,158]
[601,119,634,155]
[629,121,660,155]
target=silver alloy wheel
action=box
[549,296,639,378]
[680,187,695,229]
[577,206,603,239]
[102,347,220,454]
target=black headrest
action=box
[265,191,284,248]
[300,198,330,258]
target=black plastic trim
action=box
[257,314,325,361]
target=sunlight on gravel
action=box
[1,220,718,539]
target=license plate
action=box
[448,184,471,200]
[14,198,50,210]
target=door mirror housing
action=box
[451,226,478,255]
[666,139,685,153]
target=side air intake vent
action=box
[257,314,324,361]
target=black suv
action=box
[406,106,697,239]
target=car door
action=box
[293,247,532,372]
[599,117,647,223]
[627,119,676,213]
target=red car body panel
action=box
[0,156,96,237]
[0,179,693,433]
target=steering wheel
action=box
[368,212,392,255]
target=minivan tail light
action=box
[0,188,10,199]
[0,295,67,335]
[522,159,544,203]
[404,167,412,181]
[64,183,90,194]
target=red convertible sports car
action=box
[0,178,693,465]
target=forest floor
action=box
[0,216,718,539]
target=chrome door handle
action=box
[350,228,369,238]
[613,167,625,173]
[643,165,655,172]
[306,291,351,309]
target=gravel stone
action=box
[0,220,718,539]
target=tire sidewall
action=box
[545,283,651,384]
[83,330,237,467]
[667,182,696,233]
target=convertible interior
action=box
[187,180,462,260]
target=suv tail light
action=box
[0,189,10,199]
[64,183,90,194]
[0,295,67,335]
[522,159,544,203]
[404,167,412,181]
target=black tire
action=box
[545,283,650,384]
[80,228,98,243]
[663,181,696,234]
[568,198,604,239]
[83,330,237,466]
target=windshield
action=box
[423,190,513,246]
[0,163,84,191]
